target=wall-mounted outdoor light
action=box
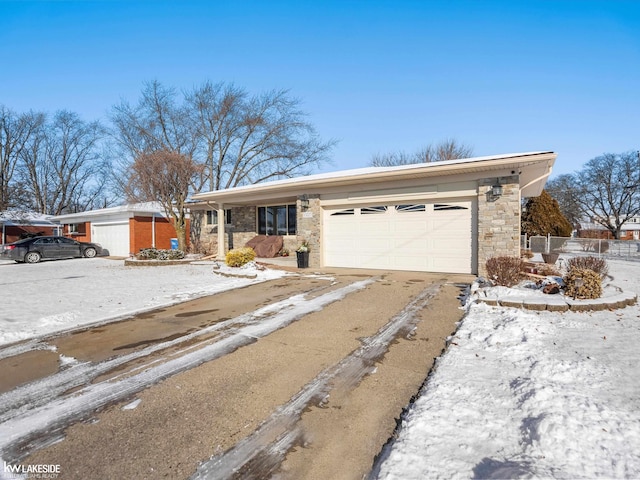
[487,182,503,202]
[300,194,310,211]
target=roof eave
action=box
[192,152,556,204]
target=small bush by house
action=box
[566,256,609,279]
[564,267,602,299]
[486,256,524,287]
[225,247,256,267]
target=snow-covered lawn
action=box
[0,257,285,347]
[375,258,640,479]
[2,256,639,478]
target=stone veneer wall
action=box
[477,176,520,277]
[193,206,257,256]
[296,195,321,268]
[230,206,258,251]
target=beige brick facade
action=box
[296,195,322,267]
[477,176,521,277]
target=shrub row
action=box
[486,254,606,299]
[137,248,185,260]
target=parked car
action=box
[0,236,103,263]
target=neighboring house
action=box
[191,151,556,276]
[0,211,61,244]
[578,216,640,240]
[51,202,188,257]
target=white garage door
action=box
[91,222,130,257]
[323,200,474,273]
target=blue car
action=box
[1,236,103,263]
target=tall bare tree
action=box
[110,80,334,194]
[110,80,197,160]
[125,150,203,251]
[0,106,44,210]
[19,111,108,215]
[186,81,335,191]
[544,174,582,228]
[574,151,640,239]
[370,139,473,167]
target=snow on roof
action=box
[0,210,59,226]
[51,202,167,221]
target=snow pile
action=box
[375,258,640,479]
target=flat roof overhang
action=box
[191,151,556,207]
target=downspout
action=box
[152,213,156,248]
[217,203,225,260]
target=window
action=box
[434,204,468,211]
[34,237,55,244]
[56,237,76,244]
[330,209,354,216]
[206,209,232,225]
[395,204,426,212]
[258,205,296,235]
[361,206,388,214]
[68,223,85,234]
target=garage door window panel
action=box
[395,204,426,212]
[361,206,388,214]
[330,209,354,216]
[434,203,468,211]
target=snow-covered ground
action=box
[0,257,285,347]
[1,255,639,479]
[374,258,640,480]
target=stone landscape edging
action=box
[475,289,637,312]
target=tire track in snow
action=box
[191,282,442,480]
[0,282,334,421]
[0,278,375,462]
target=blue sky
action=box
[1,0,639,178]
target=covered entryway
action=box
[323,199,474,273]
[91,222,130,256]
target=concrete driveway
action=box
[0,267,472,479]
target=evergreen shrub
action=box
[225,247,256,267]
[521,190,573,237]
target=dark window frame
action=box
[257,205,297,235]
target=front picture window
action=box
[258,205,296,235]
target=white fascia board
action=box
[192,152,556,204]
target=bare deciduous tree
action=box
[19,111,108,214]
[110,80,197,159]
[0,106,45,210]
[125,150,203,251]
[110,80,335,196]
[186,81,335,191]
[544,174,582,229]
[574,151,640,239]
[370,139,473,167]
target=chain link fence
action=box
[522,234,640,261]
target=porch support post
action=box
[217,203,225,260]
